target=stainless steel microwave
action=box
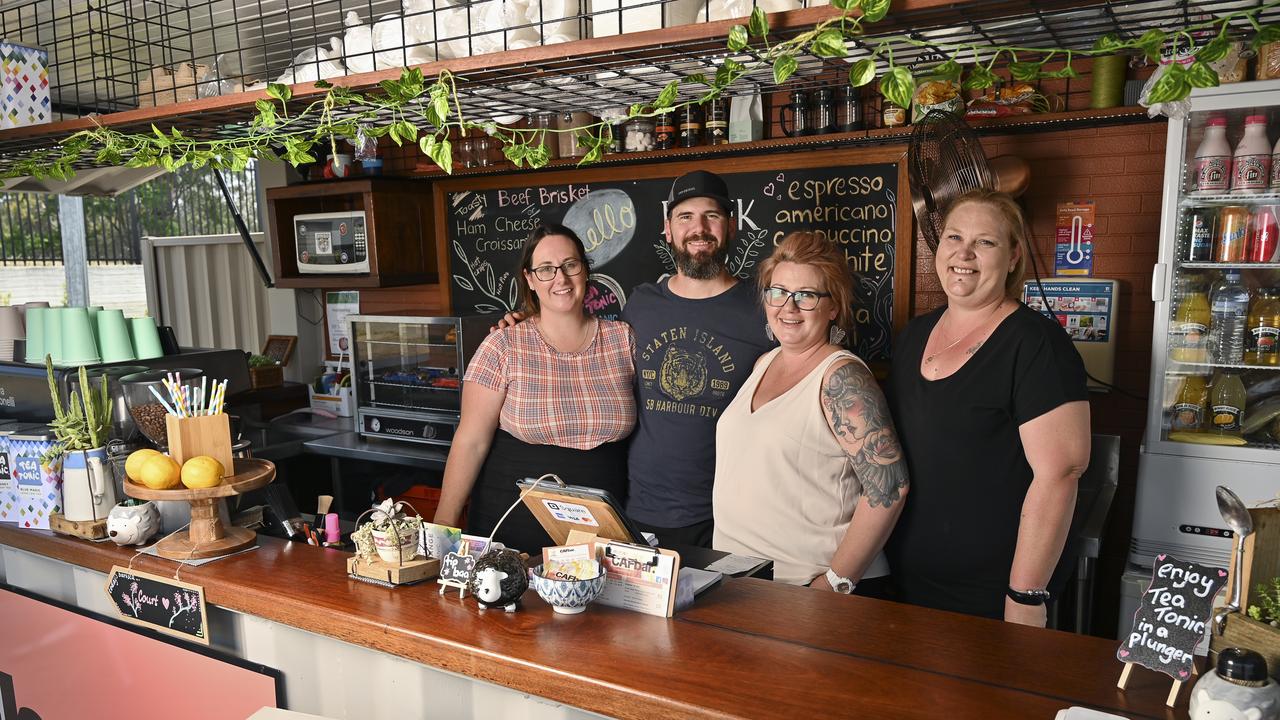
[295,211,370,274]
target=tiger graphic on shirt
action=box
[659,346,706,401]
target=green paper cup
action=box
[86,306,102,347]
[43,308,64,365]
[97,309,135,363]
[130,316,164,360]
[60,307,100,365]
[23,307,46,363]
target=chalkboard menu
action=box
[106,566,209,644]
[1117,554,1226,681]
[434,149,911,362]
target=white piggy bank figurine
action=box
[107,502,160,546]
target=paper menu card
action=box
[595,541,679,618]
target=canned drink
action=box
[1185,207,1218,262]
[1249,205,1280,263]
[1216,206,1251,262]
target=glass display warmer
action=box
[349,313,498,446]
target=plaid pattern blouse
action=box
[465,318,636,450]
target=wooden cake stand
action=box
[123,458,275,561]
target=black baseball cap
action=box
[666,170,732,216]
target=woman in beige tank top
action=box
[713,232,909,594]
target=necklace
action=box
[923,301,1005,369]
[538,317,596,354]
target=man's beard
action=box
[672,234,729,280]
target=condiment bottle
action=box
[1170,375,1209,432]
[678,104,702,148]
[654,110,675,150]
[1209,371,1246,436]
[705,98,728,145]
[1194,115,1231,193]
[1231,114,1272,193]
[1170,275,1211,364]
[1245,288,1280,366]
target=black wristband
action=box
[1006,586,1051,606]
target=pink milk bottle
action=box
[1231,114,1272,194]
[1195,115,1231,193]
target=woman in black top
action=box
[886,189,1090,627]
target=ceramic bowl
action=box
[529,562,607,614]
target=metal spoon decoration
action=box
[1213,485,1255,636]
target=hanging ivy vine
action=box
[4,1,1278,181]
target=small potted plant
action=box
[44,357,117,524]
[351,498,422,564]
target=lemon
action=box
[125,448,162,482]
[181,456,225,489]
[137,454,182,490]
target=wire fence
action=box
[0,164,261,265]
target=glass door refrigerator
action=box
[1125,79,1280,627]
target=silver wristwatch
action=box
[825,569,856,594]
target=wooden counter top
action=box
[0,525,1183,719]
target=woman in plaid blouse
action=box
[435,223,637,553]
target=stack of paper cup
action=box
[96,309,136,363]
[43,308,64,365]
[130,316,164,360]
[60,307,100,365]
[0,306,22,362]
[24,307,46,363]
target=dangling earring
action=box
[764,323,775,342]
[829,325,847,346]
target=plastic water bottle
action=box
[1209,271,1250,364]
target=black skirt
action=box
[465,430,629,554]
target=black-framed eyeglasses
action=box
[529,259,585,282]
[763,286,831,311]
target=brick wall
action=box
[912,121,1168,635]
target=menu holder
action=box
[1116,554,1227,706]
[516,477,645,546]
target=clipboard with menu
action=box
[518,476,679,617]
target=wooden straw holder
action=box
[165,413,234,475]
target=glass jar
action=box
[623,117,655,152]
[654,110,676,150]
[678,104,702,148]
[705,98,728,145]
[532,112,560,161]
[882,101,908,128]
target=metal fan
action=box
[908,110,1030,252]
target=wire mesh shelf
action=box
[0,0,1275,175]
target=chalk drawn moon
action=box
[562,189,636,269]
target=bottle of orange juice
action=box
[1171,375,1210,433]
[1170,275,1211,364]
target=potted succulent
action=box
[44,357,117,523]
[351,498,422,564]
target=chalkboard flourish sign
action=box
[106,565,209,645]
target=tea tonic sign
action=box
[1117,554,1226,681]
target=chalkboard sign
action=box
[437,550,476,597]
[105,566,209,645]
[434,149,911,362]
[1117,554,1227,681]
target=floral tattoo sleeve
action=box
[822,361,909,508]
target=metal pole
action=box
[212,168,273,288]
[57,195,89,306]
